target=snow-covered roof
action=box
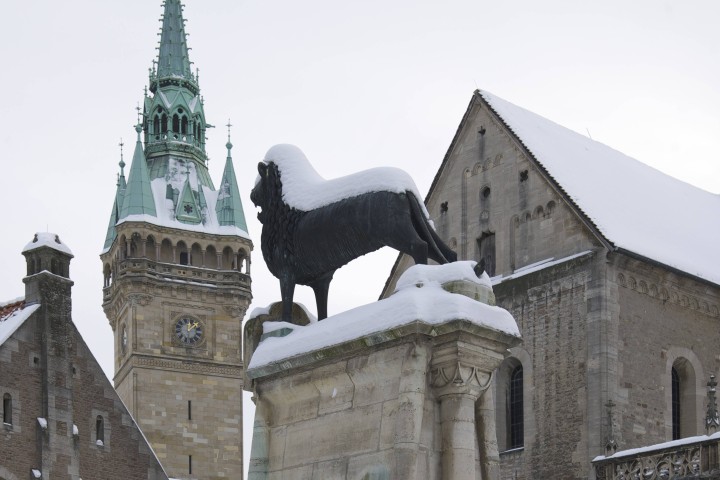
[249,262,518,370]
[593,431,720,462]
[116,174,250,239]
[22,232,73,256]
[0,299,40,347]
[261,144,429,216]
[479,90,720,286]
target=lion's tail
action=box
[407,192,457,264]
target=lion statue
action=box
[250,144,457,323]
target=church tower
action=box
[100,2,252,478]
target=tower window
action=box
[509,365,524,448]
[173,114,180,133]
[188,400,192,420]
[672,367,681,440]
[161,114,168,133]
[476,232,496,277]
[189,455,193,475]
[181,116,188,135]
[3,393,12,425]
[179,252,189,265]
[96,415,105,445]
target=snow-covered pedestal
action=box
[244,262,521,480]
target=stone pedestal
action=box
[244,264,521,479]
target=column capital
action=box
[431,361,493,398]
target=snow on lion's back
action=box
[261,144,428,216]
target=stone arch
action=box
[664,347,704,440]
[205,244,218,268]
[146,235,157,261]
[129,232,142,258]
[534,205,544,219]
[160,238,173,263]
[177,241,189,266]
[546,200,557,215]
[221,246,235,270]
[190,243,203,267]
[103,263,112,287]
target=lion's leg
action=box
[280,278,295,323]
[311,272,335,321]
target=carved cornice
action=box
[115,354,243,385]
[128,294,153,306]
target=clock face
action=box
[175,317,203,345]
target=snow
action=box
[32,469,41,478]
[37,417,47,430]
[395,260,491,291]
[593,431,720,462]
[73,424,79,436]
[0,303,40,347]
[491,251,593,285]
[261,144,430,217]
[249,262,518,369]
[481,90,720,286]
[22,232,73,256]
[96,439,104,446]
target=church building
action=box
[383,90,720,479]
[99,1,253,478]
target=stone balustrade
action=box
[593,433,720,480]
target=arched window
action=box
[177,241,189,266]
[2,393,11,425]
[153,115,159,135]
[96,415,105,445]
[495,355,528,451]
[672,367,681,440]
[669,355,699,440]
[509,365,524,449]
[172,114,180,133]
[161,114,168,134]
[181,116,188,135]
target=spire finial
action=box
[119,138,126,172]
[136,102,142,126]
[226,119,233,151]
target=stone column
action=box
[432,361,491,480]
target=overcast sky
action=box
[1,0,718,475]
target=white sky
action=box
[1,0,718,475]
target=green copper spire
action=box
[103,143,128,251]
[215,123,248,232]
[156,0,194,82]
[175,165,202,224]
[119,126,157,219]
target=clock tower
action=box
[100,2,252,478]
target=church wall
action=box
[611,255,720,450]
[494,253,600,480]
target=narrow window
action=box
[173,114,180,133]
[3,394,12,425]
[188,400,192,421]
[179,252,189,266]
[153,116,159,135]
[96,415,105,445]
[476,232,496,277]
[189,455,193,475]
[672,367,681,440]
[161,114,168,133]
[181,116,188,135]
[509,365,524,448]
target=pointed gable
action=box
[119,127,157,219]
[476,90,720,286]
[175,171,202,224]
[215,141,248,231]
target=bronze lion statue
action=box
[250,145,456,323]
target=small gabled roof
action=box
[215,141,248,231]
[468,90,720,286]
[119,126,157,219]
